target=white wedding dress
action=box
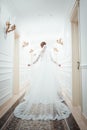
[14,45,70,120]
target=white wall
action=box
[0,5,14,106]
[80,0,87,118]
[19,40,31,89]
[60,18,72,99]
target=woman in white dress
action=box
[14,41,70,120]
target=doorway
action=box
[71,0,81,107]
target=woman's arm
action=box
[28,54,41,66]
[50,53,61,67]
[28,51,41,66]
[28,46,46,66]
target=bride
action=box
[14,41,71,120]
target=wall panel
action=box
[0,5,14,106]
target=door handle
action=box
[77,61,80,70]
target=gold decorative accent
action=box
[6,21,16,34]
[22,41,29,47]
[53,48,59,52]
[29,49,34,53]
[14,31,20,39]
[56,38,63,45]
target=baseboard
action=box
[82,113,87,126]
[63,90,87,130]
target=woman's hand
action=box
[28,64,31,66]
[52,60,61,67]
[58,64,61,67]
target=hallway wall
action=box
[0,5,14,106]
[80,0,87,119]
[61,19,72,99]
[19,41,30,89]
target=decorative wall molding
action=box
[80,64,87,69]
[0,92,12,99]
[0,72,12,74]
[0,78,11,82]
[81,64,87,118]
[63,65,72,68]
[0,60,12,63]
[0,66,13,68]
[0,77,12,106]
[0,78,10,84]
[62,64,87,69]
[0,93,12,106]
[0,85,10,91]
[0,90,11,96]
[0,5,14,107]
[0,50,13,107]
[0,52,9,56]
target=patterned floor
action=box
[5,113,80,130]
[0,96,80,130]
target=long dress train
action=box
[14,45,71,120]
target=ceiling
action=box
[1,0,75,44]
